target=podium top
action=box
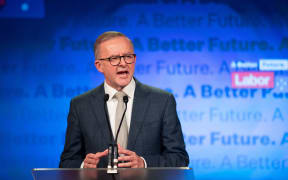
[32,168,194,180]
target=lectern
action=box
[32,168,194,180]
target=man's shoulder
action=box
[135,80,176,108]
[141,83,170,95]
[136,80,172,98]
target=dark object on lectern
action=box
[32,168,194,180]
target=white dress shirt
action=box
[104,78,135,137]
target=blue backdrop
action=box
[0,0,287,179]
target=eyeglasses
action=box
[98,54,136,66]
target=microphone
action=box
[103,94,115,171]
[104,94,113,142]
[104,94,109,101]
[104,94,129,174]
[123,96,128,103]
[112,95,129,172]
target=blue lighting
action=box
[21,3,29,12]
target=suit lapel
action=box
[89,84,113,148]
[127,80,150,150]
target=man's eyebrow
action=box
[109,53,134,57]
[123,52,134,55]
[109,54,120,57]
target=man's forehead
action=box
[99,37,134,52]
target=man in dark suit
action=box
[59,31,189,168]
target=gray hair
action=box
[94,31,134,59]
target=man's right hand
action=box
[83,149,108,168]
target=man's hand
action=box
[117,145,145,168]
[83,149,108,168]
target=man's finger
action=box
[86,153,97,159]
[118,155,134,162]
[118,161,132,168]
[95,150,108,158]
[117,144,134,156]
[131,160,140,168]
[84,163,97,168]
[84,158,99,165]
[86,153,101,160]
[118,148,134,156]
[117,144,122,150]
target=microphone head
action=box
[104,94,109,101]
[123,96,128,103]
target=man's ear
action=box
[95,60,103,73]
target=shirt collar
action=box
[104,78,136,100]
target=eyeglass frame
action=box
[97,54,136,66]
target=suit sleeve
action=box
[59,99,85,168]
[143,94,189,167]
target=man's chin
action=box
[117,79,131,88]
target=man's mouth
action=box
[117,70,129,75]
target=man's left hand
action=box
[117,145,145,168]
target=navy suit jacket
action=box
[59,79,189,168]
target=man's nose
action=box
[119,56,127,66]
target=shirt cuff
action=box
[140,156,147,168]
[80,161,84,168]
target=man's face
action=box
[95,37,136,91]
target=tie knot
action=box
[114,91,126,101]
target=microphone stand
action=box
[104,94,128,174]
